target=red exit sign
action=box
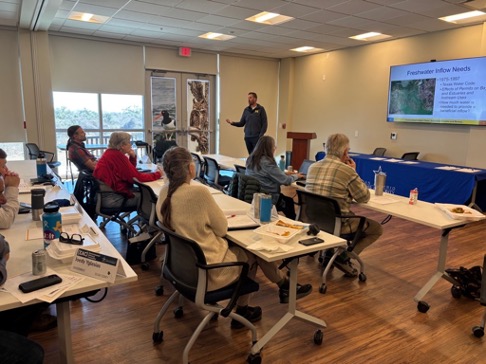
[179,47,191,57]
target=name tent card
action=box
[71,248,119,283]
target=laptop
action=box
[294,159,315,186]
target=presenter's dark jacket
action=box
[231,104,268,138]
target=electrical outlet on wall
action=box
[390,132,397,140]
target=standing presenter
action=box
[226,92,267,154]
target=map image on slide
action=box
[388,78,436,115]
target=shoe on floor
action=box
[333,259,358,277]
[279,283,313,304]
[30,313,57,332]
[231,305,262,329]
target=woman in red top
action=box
[94,132,163,209]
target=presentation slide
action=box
[387,57,486,125]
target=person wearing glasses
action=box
[157,146,312,329]
[94,132,163,209]
[245,136,303,219]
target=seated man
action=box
[66,125,98,171]
[305,134,383,274]
[0,149,20,229]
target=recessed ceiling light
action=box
[246,11,294,25]
[199,32,235,41]
[290,46,323,53]
[439,10,486,24]
[68,11,109,24]
[349,32,391,41]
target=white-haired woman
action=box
[94,132,162,209]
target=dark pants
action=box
[244,136,260,155]
[0,330,44,364]
[277,194,296,220]
[0,303,49,336]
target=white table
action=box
[0,161,138,363]
[360,191,485,313]
[201,192,346,351]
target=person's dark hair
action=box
[248,92,257,99]
[246,135,276,171]
[0,149,7,159]
[160,147,193,230]
[66,125,81,150]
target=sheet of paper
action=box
[385,158,402,163]
[399,161,419,164]
[369,157,386,160]
[456,168,481,173]
[26,227,43,240]
[369,195,401,205]
[247,241,294,253]
[435,166,459,171]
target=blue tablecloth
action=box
[353,154,486,210]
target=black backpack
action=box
[445,265,483,300]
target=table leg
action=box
[56,300,74,364]
[250,258,326,354]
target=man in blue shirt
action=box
[226,92,268,154]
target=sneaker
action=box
[333,259,358,278]
[30,313,57,332]
[230,305,262,329]
[279,283,313,304]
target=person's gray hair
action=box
[326,133,349,158]
[108,132,132,150]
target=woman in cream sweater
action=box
[156,147,312,329]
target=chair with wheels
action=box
[152,223,261,364]
[134,140,152,162]
[25,143,62,170]
[401,152,419,160]
[152,139,177,163]
[131,178,164,271]
[372,147,386,157]
[202,156,233,191]
[472,254,486,338]
[296,189,367,294]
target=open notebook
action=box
[223,209,260,230]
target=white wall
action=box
[287,24,486,168]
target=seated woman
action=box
[245,136,304,219]
[156,147,312,329]
[93,132,163,209]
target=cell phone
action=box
[299,237,324,246]
[19,274,63,293]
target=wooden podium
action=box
[286,132,317,169]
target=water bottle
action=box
[373,166,386,196]
[42,202,62,249]
[279,155,285,171]
[259,194,272,224]
[36,154,47,178]
[31,188,46,221]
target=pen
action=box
[89,227,98,236]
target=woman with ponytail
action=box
[156,147,312,329]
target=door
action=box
[146,71,215,154]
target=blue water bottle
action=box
[36,154,47,177]
[260,194,272,223]
[279,155,285,171]
[42,202,62,249]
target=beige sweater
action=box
[156,183,242,290]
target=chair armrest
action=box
[197,261,250,317]
[40,150,55,163]
[337,214,367,252]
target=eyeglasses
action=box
[59,232,84,245]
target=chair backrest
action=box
[372,147,386,157]
[234,164,246,173]
[133,178,159,227]
[158,223,207,301]
[25,143,41,160]
[296,189,341,235]
[202,156,220,185]
[153,140,177,161]
[315,151,326,161]
[401,152,419,160]
[190,152,205,179]
[73,170,98,219]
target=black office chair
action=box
[235,164,247,173]
[472,254,486,338]
[152,223,261,364]
[25,143,62,170]
[401,152,419,160]
[296,189,367,294]
[190,152,206,182]
[372,148,386,157]
[132,179,164,271]
[202,156,233,191]
[152,140,177,163]
[134,140,152,162]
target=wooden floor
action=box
[29,205,486,364]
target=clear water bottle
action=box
[42,202,62,249]
[279,155,285,171]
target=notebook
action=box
[224,209,260,230]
